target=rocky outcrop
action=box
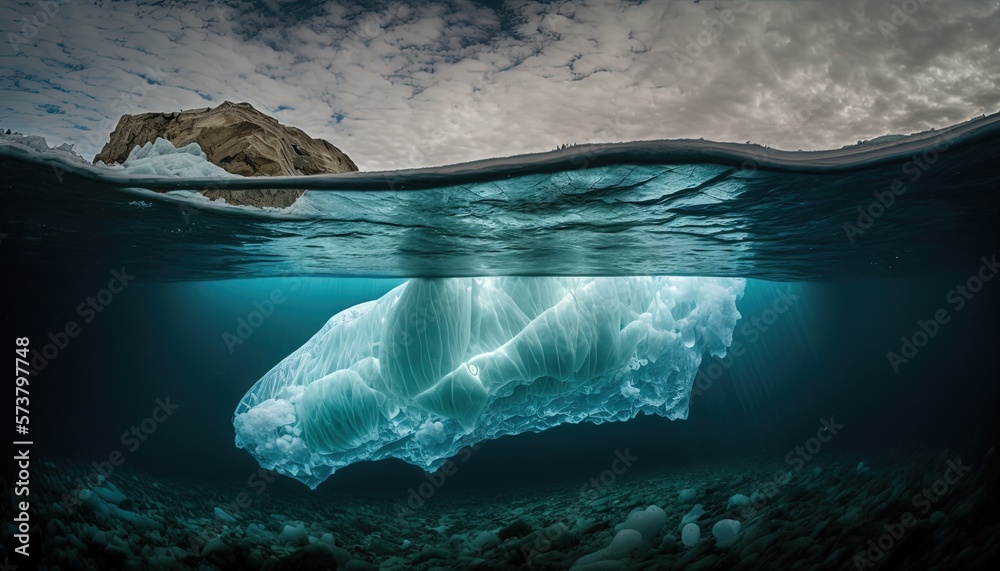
[94,101,357,208]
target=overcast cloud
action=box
[1,0,998,171]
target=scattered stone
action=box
[418,544,449,562]
[246,523,271,541]
[201,536,235,566]
[572,529,641,568]
[687,553,720,571]
[23,449,998,570]
[93,486,127,505]
[837,507,863,526]
[679,504,705,530]
[614,504,666,542]
[727,493,750,510]
[213,507,238,523]
[330,545,352,567]
[681,523,701,547]
[273,544,340,571]
[499,519,532,541]
[470,530,501,551]
[712,519,741,548]
[278,522,310,546]
[343,560,379,571]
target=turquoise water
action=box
[4,113,999,281]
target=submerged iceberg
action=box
[234,277,744,488]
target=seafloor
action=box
[7,447,998,570]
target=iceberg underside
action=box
[234,277,744,488]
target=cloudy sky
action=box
[1,0,998,171]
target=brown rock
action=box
[93,101,357,208]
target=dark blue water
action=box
[2,114,999,570]
[3,112,998,281]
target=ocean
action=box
[2,113,999,570]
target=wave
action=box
[2,113,999,280]
[4,112,1000,195]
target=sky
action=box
[1,0,998,172]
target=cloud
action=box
[1,0,997,171]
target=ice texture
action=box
[0,131,88,164]
[113,137,235,178]
[233,276,745,488]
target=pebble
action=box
[499,519,532,540]
[278,522,309,546]
[23,450,998,570]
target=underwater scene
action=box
[2,1,1000,570]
